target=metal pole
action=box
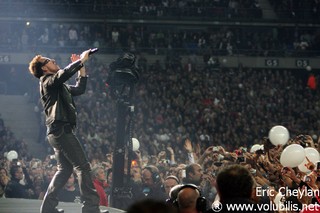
[110,99,128,209]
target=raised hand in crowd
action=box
[201,173,216,189]
[184,138,193,153]
[157,150,166,161]
[198,146,215,165]
[166,146,176,165]
[184,138,196,164]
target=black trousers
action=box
[40,124,100,213]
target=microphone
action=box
[89,48,99,55]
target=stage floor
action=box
[0,198,124,213]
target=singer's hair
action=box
[29,55,44,79]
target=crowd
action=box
[0,1,319,57]
[27,54,315,164]
[3,0,320,21]
[1,20,319,57]
[1,50,320,212]
[2,119,320,212]
[0,0,262,20]
[269,0,320,20]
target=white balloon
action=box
[132,138,140,151]
[315,161,320,170]
[250,144,261,153]
[298,148,320,172]
[259,145,264,150]
[280,144,305,167]
[269,125,290,146]
[305,147,320,159]
[298,160,310,173]
[6,150,18,161]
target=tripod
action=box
[107,53,139,210]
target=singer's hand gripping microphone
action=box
[89,48,99,55]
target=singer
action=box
[28,49,107,213]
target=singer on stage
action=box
[28,49,107,213]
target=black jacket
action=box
[5,167,34,199]
[131,181,167,203]
[39,60,87,128]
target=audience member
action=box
[207,164,257,213]
[0,167,10,198]
[5,165,34,198]
[57,173,80,203]
[133,165,167,202]
[91,166,108,207]
[183,164,203,186]
[176,184,207,213]
[166,184,184,206]
[164,175,180,197]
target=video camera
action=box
[107,52,139,88]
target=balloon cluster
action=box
[280,144,319,171]
[267,125,320,171]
